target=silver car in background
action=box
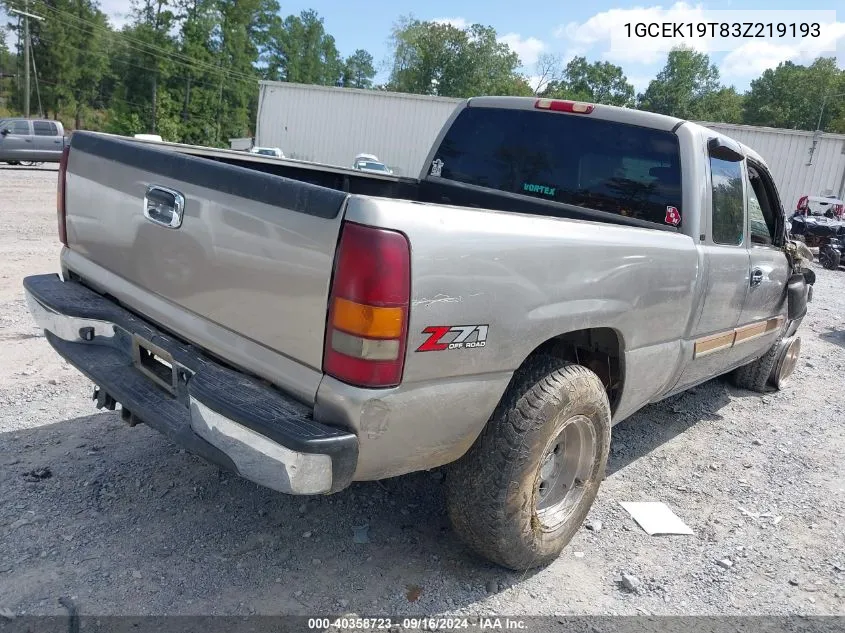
[352,152,393,174]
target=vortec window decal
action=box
[416,325,489,352]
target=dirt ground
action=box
[0,165,843,620]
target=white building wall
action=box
[256,82,461,177]
[699,121,845,210]
[255,83,845,205]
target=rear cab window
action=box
[430,107,682,227]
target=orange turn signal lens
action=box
[332,297,404,339]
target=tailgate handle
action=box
[144,185,185,229]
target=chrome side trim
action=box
[189,399,332,494]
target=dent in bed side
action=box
[314,372,513,480]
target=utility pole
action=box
[816,92,845,133]
[23,0,29,117]
[151,74,157,133]
[10,4,44,118]
[808,91,845,166]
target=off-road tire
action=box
[819,245,840,270]
[444,357,611,570]
[731,333,784,393]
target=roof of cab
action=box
[465,96,686,133]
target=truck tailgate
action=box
[64,132,348,380]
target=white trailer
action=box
[256,82,461,176]
[228,137,253,151]
[701,122,845,211]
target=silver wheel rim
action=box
[535,414,597,531]
[775,337,801,388]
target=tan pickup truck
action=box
[24,96,813,569]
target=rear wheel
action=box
[445,358,610,570]
[819,245,840,270]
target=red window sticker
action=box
[664,206,681,226]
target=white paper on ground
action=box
[619,501,694,535]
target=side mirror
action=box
[708,136,744,162]
[0,128,9,137]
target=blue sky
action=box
[4,1,843,94]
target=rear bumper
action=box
[23,273,358,495]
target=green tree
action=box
[743,57,845,132]
[214,0,278,144]
[67,3,110,128]
[340,49,375,89]
[697,87,744,123]
[540,55,635,107]
[268,10,342,85]
[0,36,15,114]
[638,46,721,118]
[173,0,220,143]
[4,0,108,124]
[387,17,530,98]
[105,0,180,137]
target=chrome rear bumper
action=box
[23,274,358,495]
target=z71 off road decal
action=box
[416,325,489,352]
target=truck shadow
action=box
[819,328,845,351]
[0,377,764,615]
[607,376,761,476]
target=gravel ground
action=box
[0,165,843,621]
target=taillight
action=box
[323,222,411,388]
[57,146,70,245]
[534,98,595,114]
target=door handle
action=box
[143,185,185,229]
[750,269,764,287]
[24,138,32,143]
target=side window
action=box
[9,120,30,135]
[747,165,778,245]
[747,180,772,245]
[33,121,57,136]
[710,157,744,245]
